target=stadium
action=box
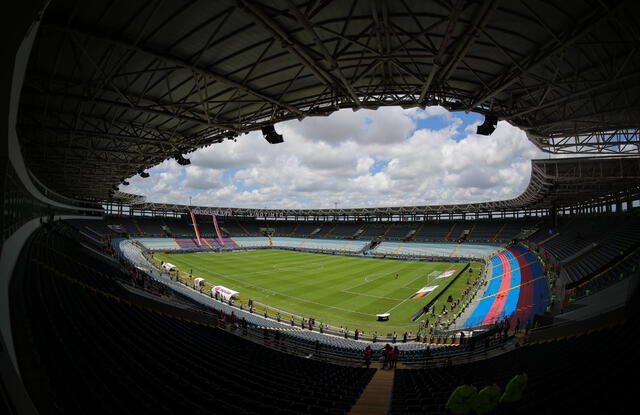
[2,1,640,414]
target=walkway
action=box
[349,367,395,415]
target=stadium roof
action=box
[18,0,640,201]
[128,155,640,216]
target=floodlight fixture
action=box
[174,153,191,165]
[261,125,284,144]
[476,115,498,135]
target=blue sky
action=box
[123,106,547,208]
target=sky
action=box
[121,106,551,209]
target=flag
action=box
[437,269,458,279]
[410,286,438,299]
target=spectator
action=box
[364,346,373,368]
[382,344,392,369]
[391,346,400,368]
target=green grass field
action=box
[155,249,481,334]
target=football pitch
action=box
[155,249,481,333]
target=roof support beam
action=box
[20,124,176,148]
[43,24,305,116]
[284,0,361,106]
[27,71,237,130]
[23,87,225,130]
[468,2,621,110]
[438,0,499,83]
[21,106,189,141]
[236,0,348,104]
[417,0,464,104]
[506,70,640,120]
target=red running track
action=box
[481,252,512,325]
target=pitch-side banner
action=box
[410,286,438,299]
[436,269,458,279]
[211,285,239,301]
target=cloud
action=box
[182,166,223,190]
[126,107,550,208]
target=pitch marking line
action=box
[402,273,434,289]
[272,262,326,272]
[340,272,391,291]
[340,290,406,301]
[182,262,374,317]
[384,263,460,314]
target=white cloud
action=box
[125,107,551,208]
[182,166,224,190]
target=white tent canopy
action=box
[162,262,176,272]
[194,277,205,287]
[211,285,239,302]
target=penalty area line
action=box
[340,289,406,301]
[385,263,460,314]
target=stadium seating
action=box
[359,223,391,238]
[268,237,308,247]
[272,221,297,236]
[173,237,237,249]
[213,219,263,236]
[383,223,415,240]
[12,221,639,415]
[70,217,540,245]
[237,219,263,235]
[163,218,196,236]
[12,226,376,415]
[456,243,504,259]
[530,216,640,287]
[463,246,549,329]
[293,222,326,236]
[373,241,502,259]
[216,218,247,236]
[326,222,364,238]
[131,229,503,259]
[414,222,453,241]
[570,248,640,299]
[66,218,112,237]
[233,237,271,247]
[135,237,182,250]
[466,221,501,240]
[494,220,536,241]
[390,322,636,415]
[133,217,165,235]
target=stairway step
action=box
[349,369,395,415]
